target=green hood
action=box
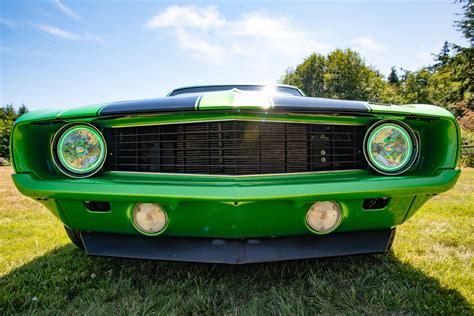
[15,89,456,124]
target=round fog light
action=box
[132,203,168,235]
[306,201,342,234]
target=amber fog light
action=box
[306,201,342,234]
[132,203,168,235]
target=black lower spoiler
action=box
[81,229,395,264]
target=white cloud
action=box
[174,28,226,62]
[350,37,386,52]
[0,17,15,28]
[53,0,83,22]
[34,24,80,40]
[146,6,330,66]
[230,13,294,40]
[146,6,223,31]
[33,24,104,45]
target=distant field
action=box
[0,167,472,314]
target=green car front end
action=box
[10,85,461,264]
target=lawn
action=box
[0,166,472,314]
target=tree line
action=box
[0,104,29,163]
[281,44,472,130]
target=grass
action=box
[0,167,473,314]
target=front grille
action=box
[104,121,367,175]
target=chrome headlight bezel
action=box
[363,120,419,175]
[51,123,107,178]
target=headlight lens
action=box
[56,125,106,176]
[365,122,416,175]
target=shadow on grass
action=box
[1,245,472,314]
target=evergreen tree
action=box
[456,0,474,44]
[17,104,29,116]
[433,41,452,69]
[387,66,400,85]
[1,104,16,120]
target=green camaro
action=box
[10,84,461,264]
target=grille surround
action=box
[104,120,367,176]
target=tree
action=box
[387,66,400,85]
[455,0,473,45]
[432,41,452,69]
[17,104,29,116]
[281,49,386,101]
[0,105,16,159]
[0,104,29,160]
[399,68,433,104]
[1,104,16,121]
[282,53,327,97]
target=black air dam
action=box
[81,229,395,264]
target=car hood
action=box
[16,89,455,124]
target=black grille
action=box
[104,121,367,175]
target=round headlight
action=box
[132,203,168,235]
[306,201,342,234]
[364,122,417,175]
[54,124,106,177]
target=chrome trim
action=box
[51,122,107,179]
[104,169,366,179]
[363,119,419,176]
[107,118,366,128]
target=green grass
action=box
[0,167,473,314]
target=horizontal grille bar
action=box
[104,121,367,175]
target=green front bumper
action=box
[12,169,460,238]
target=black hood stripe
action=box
[99,94,369,116]
[100,95,199,116]
[271,96,369,113]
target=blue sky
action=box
[0,0,469,111]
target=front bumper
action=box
[12,169,460,238]
[81,229,396,264]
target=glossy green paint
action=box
[13,90,456,125]
[11,169,460,237]
[368,102,455,119]
[10,91,461,238]
[11,112,460,177]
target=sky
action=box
[0,0,469,111]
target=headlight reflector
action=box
[55,124,106,176]
[132,203,168,235]
[306,201,342,234]
[365,122,416,175]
